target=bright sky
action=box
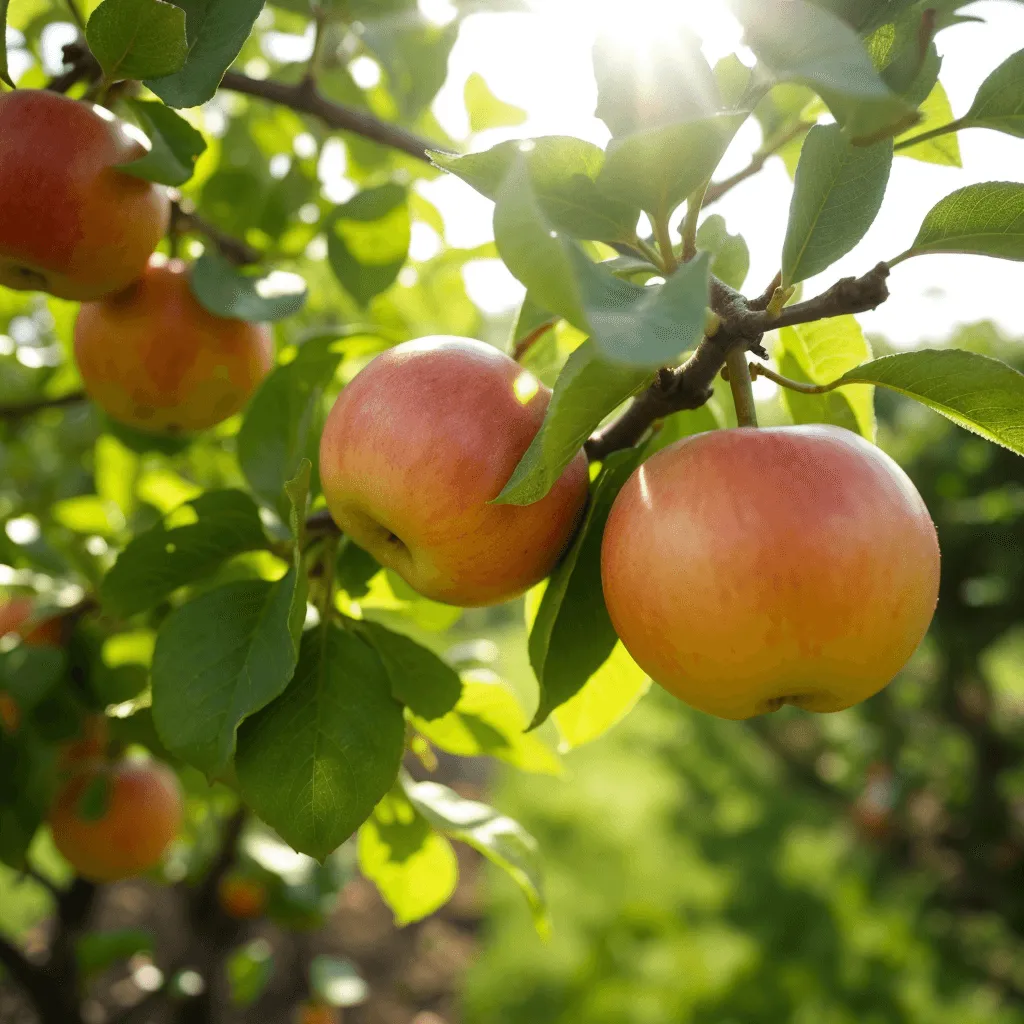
[419,0,1024,347]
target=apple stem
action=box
[726,348,759,428]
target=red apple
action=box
[601,426,940,719]
[319,337,589,607]
[49,757,183,883]
[0,90,169,301]
[74,258,273,434]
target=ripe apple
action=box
[601,426,940,719]
[74,257,273,434]
[49,757,183,883]
[319,336,590,607]
[0,90,169,301]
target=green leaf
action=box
[552,643,650,752]
[574,250,713,368]
[776,317,876,441]
[151,573,304,777]
[117,99,206,186]
[0,730,54,868]
[464,71,527,132]
[236,627,405,861]
[190,249,307,322]
[411,672,561,776]
[729,0,893,100]
[492,157,588,330]
[496,341,652,506]
[327,185,410,306]
[0,646,65,711]
[86,0,188,81]
[145,0,265,108]
[963,47,1024,139]
[896,81,962,166]
[76,930,155,977]
[593,26,721,136]
[696,214,750,290]
[357,621,461,720]
[335,540,381,600]
[783,124,892,286]
[226,940,274,1008]
[596,113,747,219]
[433,137,641,242]
[834,349,1024,456]
[358,786,458,926]
[100,490,268,618]
[403,776,548,935]
[527,448,645,728]
[905,182,1024,261]
[238,334,346,517]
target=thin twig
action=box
[585,263,891,459]
[704,122,812,207]
[512,319,557,362]
[219,72,453,162]
[0,392,88,421]
[893,117,965,152]
[172,202,262,266]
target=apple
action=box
[49,757,183,883]
[0,90,169,301]
[0,596,63,646]
[218,875,269,919]
[601,425,940,719]
[74,257,274,434]
[319,336,589,607]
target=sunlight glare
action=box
[529,0,743,63]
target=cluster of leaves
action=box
[2,0,1024,945]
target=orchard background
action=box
[2,0,1024,1022]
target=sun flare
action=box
[529,0,743,63]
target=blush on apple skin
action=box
[602,425,940,720]
[319,336,590,608]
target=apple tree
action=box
[1,0,1024,1021]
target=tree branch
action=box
[585,263,891,459]
[172,201,262,266]
[187,806,247,926]
[219,73,454,163]
[0,932,54,1020]
[0,392,88,422]
[704,122,812,207]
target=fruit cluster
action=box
[318,336,940,720]
[0,90,272,436]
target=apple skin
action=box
[74,258,274,434]
[319,336,590,607]
[0,596,63,646]
[49,758,183,883]
[0,90,169,301]
[601,426,940,720]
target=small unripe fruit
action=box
[74,258,273,434]
[295,1003,341,1024]
[49,758,183,883]
[0,90,169,301]
[218,875,268,919]
[319,336,589,607]
[601,426,940,719]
